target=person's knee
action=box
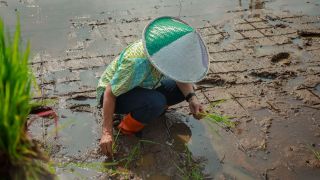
[145,92,167,115]
[129,91,167,125]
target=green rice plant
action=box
[175,146,204,180]
[122,141,142,169]
[112,130,121,154]
[31,98,57,110]
[202,113,235,128]
[312,149,320,160]
[308,145,320,160]
[139,139,160,145]
[0,16,32,162]
[53,160,128,179]
[0,17,51,179]
[115,139,159,169]
[199,99,235,129]
[57,161,119,172]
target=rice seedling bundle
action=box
[0,17,34,163]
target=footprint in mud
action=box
[249,70,296,80]
[69,95,92,101]
[198,75,226,86]
[66,95,97,112]
[274,23,288,28]
[298,30,320,37]
[0,1,8,7]
[271,52,290,63]
[69,104,92,112]
[249,71,278,80]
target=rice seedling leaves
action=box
[0,16,32,162]
[308,145,320,160]
[0,17,52,178]
[175,145,204,180]
[199,99,236,129]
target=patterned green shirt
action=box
[96,40,163,104]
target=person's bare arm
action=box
[176,82,204,119]
[100,84,116,156]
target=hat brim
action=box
[142,16,209,83]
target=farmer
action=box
[97,16,209,156]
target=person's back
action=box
[97,39,162,105]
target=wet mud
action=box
[1,0,320,179]
[270,52,290,63]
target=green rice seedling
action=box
[112,130,121,154]
[186,148,203,180]
[199,99,235,129]
[139,139,160,145]
[58,161,119,172]
[54,160,127,179]
[314,150,320,160]
[115,139,158,169]
[31,98,57,110]
[175,146,204,180]
[0,17,32,162]
[124,142,141,168]
[0,17,51,178]
[306,145,320,161]
[202,113,235,128]
[311,148,320,160]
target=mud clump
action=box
[278,71,297,79]
[120,18,140,24]
[69,104,92,112]
[307,159,320,168]
[68,95,93,101]
[249,71,278,79]
[271,52,290,63]
[298,30,320,37]
[275,23,287,28]
[266,15,279,21]
[198,75,225,86]
[249,70,296,81]
[259,118,273,133]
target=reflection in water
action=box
[249,0,265,10]
[238,0,266,17]
[238,0,265,10]
[236,0,266,18]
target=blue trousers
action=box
[114,79,185,124]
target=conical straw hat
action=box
[143,16,209,83]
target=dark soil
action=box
[249,71,278,79]
[271,52,290,63]
[298,30,320,37]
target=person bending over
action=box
[96,16,209,156]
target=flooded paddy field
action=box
[1,0,320,179]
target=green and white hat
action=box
[143,16,209,83]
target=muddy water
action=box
[1,0,319,54]
[2,0,320,179]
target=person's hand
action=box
[99,131,113,157]
[188,96,204,120]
